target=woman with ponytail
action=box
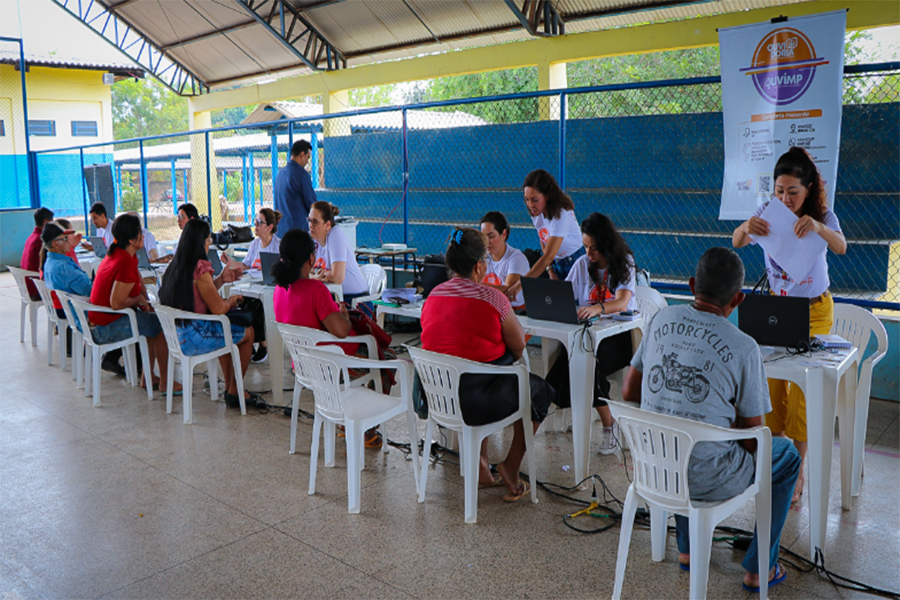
[733,146,847,502]
[88,213,174,393]
[420,228,554,503]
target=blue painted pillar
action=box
[139,140,149,227]
[222,169,228,205]
[270,133,278,185]
[114,163,122,210]
[170,158,177,214]
[310,132,319,189]
[182,169,188,204]
[257,168,263,208]
[249,154,256,214]
[79,149,89,235]
[242,153,248,222]
[204,131,212,218]
[558,93,567,190]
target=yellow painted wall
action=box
[0,65,113,154]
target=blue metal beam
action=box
[233,0,346,71]
[50,0,209,96]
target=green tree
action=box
[421,67,538,123]
[111,77,188,140]
[212,105,254,128]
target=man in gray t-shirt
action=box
[622,248,800,592]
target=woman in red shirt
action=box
[421,228,554,502]
[89,214,175,393]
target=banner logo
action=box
[740,27,828,106]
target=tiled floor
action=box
[1,272,898,599]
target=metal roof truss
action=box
[234,0,346,71]
[504,0,564,37]
[52,0,209,96]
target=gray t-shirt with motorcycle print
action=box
[631,304,771,501]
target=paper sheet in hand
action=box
[749,200,828,281]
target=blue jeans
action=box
[675,437,800,574]
[91,311,162,344]
[551,246,586,279]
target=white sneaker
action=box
[598,424,619,455]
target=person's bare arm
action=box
[322,303,352,338]
[734,414,763,453]
[321,261,346,284]
[110,280,146,310]
[795,217,847,254]
[500,312,526,360]
[622,366,642,403]
[195,272,240,315]
[577,288,633,320]
[733,216,769,248]
[524,236,563,278]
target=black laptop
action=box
[89,236,107,258]
[207,248,224,276]
[260,252,278,286]
[520,277,586,325]
[738,294,810,348]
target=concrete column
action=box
[187,105,222,228]
[322,89,350,137]
[538,60,567,120]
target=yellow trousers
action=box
[765,294,834,442]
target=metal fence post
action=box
[205,131,212,217]
[139,140,149,227]
[9,37,39,209]
[558,92,566,189]
[170,157,177,214]
[311,131,319,189]
[402,108,409,245]
[79,148,88,234]
[242,153,248,222]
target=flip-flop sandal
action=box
[742,563,787,593]
[364,431,383,448]
[502,481,530,503]
[679,563,690,572]
[479,476,504,489]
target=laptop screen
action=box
[260,252,278,286]
[520,277,582,325]
[89,236,107,258]
[136,248,151,270]
[207,248,224,275]
[738,294,810,349]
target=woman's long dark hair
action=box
[159,219,211,311]
[445,227,487,277]
[523,169,574,220]
[272,229,317,289]
[109,213,142,256]
[581,213,634,291]
[773,146,827,222]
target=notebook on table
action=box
[136,248,153,270]
[521,277,589,325]
[813,334,852,349]
[89,236,107,258]
[738,294,810,349]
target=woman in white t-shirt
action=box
[308,201,371,308]
[732,146,847,503]
[506,169,584,300]
[480,211,530,310]
[547,213,638,455]
[221,207,282,362]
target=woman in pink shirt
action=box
[159,219,256,409]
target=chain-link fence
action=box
[0,38,33,211]
[28,62,900,308]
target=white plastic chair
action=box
[350,263,387,309]
[154,303,247,424]
[607,400,772,600]
[634,285,668,329]
[55,291,85,385]
[8,266,44,346]
[276,322,381,455]
[33,279,68,369]
[830,304,889,497]
[298,345,419,514]
[66,295,153,407]
[407,346,538,524]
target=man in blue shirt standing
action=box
[273,139,316,234]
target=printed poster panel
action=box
[718,11,846,220]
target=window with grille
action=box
[71,120,98,137]
[28,120,56,136]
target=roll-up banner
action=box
[718,11,846,220]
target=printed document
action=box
[749,199,828,281]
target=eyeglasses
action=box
[52,235,69,245]
[254,218,268,226]
[307,218,321,225]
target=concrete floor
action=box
[1,271,898,599]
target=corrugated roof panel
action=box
[407,1,519,39]
[311,1,433,56]
[114,1,207,48]
[184,0,256,31]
